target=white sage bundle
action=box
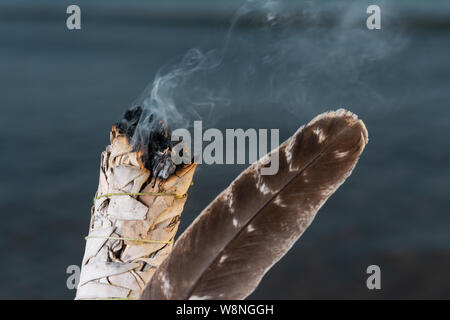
[76,108,196,300]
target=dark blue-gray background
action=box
[1,0,449,299]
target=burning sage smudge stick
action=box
[75,106,196,300]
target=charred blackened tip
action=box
[114,105,179,179]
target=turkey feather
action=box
[140,109,368,300]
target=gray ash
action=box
[116,106,177,180]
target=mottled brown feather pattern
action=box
[140,109,368,300]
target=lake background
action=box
[1,0,449,299]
